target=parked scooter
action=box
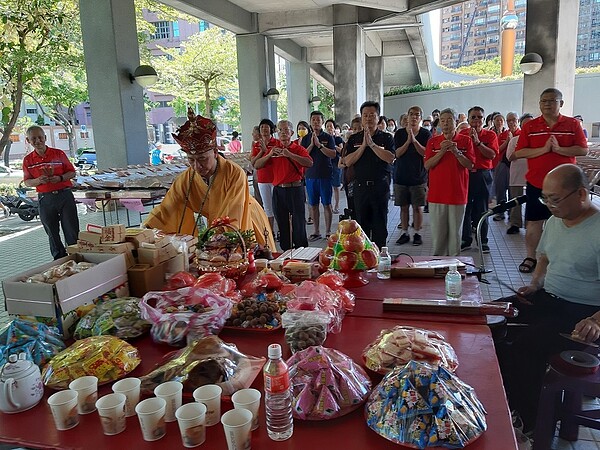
[0,186,39,221]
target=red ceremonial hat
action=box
[172,108,218,155]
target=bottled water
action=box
[263,343,293,441]
[377,246,392,279]
[445,264,462,300]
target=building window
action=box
[151,21,171,40]
[26,108,37,114]
[58,132,68,140]
[199,20,208,32]
[172,21,180,37]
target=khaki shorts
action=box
[393,183,427,207]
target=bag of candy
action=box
[139,286,233,346]
[287,281,346,333]
[0,318,65,367]
[73,297,151,340]
[42,336,140,389]
[281,310,329,353]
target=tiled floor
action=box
[1,193,599,449]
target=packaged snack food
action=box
[139,286,233,346]
[225,295,283,330]
[42,336,140,389]
[316,270,356,313]
[24,260,96,284]
[365,361,487,449]
[363,325,459,374]
[139,335,265,397]
[282,310,329,353]
[194,272,241,302]
[286,346,371,420]
[287,281,346,333]
[0,318,65,367]
[73,297,151,340]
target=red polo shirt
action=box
[425,133,476,205]
[460,127,498,170]
[493,128,520,167]
[251,137,277,183]
[269,141,311,186]
[23,146,76,193]
[515,114,588,188]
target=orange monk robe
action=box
[145,155,276,250]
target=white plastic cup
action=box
[154,380,183,423]
[95,393,127,436]
[112,377,141,417]
[231,388,261,431]
[175,402,207,448]
[135,397,167,442]
[221,408,253,450]
[47,390,79,431]
[69,375,98,415]
[193,384,222,427]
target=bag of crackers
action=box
[42,336,140,389]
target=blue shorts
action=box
[331,166,342,188]
[306,178,333,206]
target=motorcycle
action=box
[0,187,39,221]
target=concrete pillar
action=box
[366,56,384,112]
[236,34,277,152]
[79,0,148,168]
[333,24,366,126]
[286,57,311,129]
[522,0,579,115]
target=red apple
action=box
[337,251,358,271]
[338,219,359,235]
[319,248,335,268]
[361,249,378,269]
[341,234,365,253]
[327,233,339,249]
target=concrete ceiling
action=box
[160,0,462,92]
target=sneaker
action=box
[507,225,520,235]
[412,233,422,246]
[482,244,490,254]
[461,241,472,251]
[396,233,410,245]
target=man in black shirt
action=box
[393,106,432,246]
[344,101,396,249]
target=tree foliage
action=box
[444,54,524,77]
[150,27,238,119]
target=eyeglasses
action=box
[539,188,580,207]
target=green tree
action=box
[447,54,524,77]
[150,27,238,119]
[0,0,76,159]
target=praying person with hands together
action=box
[254,120,313,251]
[496,164,600,435]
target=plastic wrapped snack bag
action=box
[74,297,150,340]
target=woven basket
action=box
[196,223,248,279]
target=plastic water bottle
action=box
[263,343,293,441]
[445,264,462,300]
[377,246,392,279]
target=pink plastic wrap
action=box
[316,270,356,313]
[365,361,487,449]
[139,287,233,346]
[286,346,371,420]
[363,325,459,374]
[194,273,242,303]
[287,281,346,333]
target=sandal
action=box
[518,257,537,273]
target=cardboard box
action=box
[2,253,129,337]
[125,228,155,248]
[78,231,102,245]
[163,253,186,274]
[138,247,160,266]
[127,263,166,297]
[67,242,135,268]
[86,224,126,244]
[158,243,179,263]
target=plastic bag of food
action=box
[282,310,329,353]
[139,335,265,396]
[239,268,288,296]
[363,325,459,374]
[73,297,151,340]
[25,260,96,284]
[194,273,242,303]
[0,318,65,367]
[225,294,284,329]
[287,281,345,333]
[365,361,487,449]
[316,270,356,313]
[164,271,198,290]
[42,336,140,389]
[319,220,379,272]
[140,286,233,346]
[286,346,371,420]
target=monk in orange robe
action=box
[145,110,275,250]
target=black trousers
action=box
[38,189,80,259]
[353,181,389,249]
[272,185,307,251]
[495,290,598,432]
[462,169,492,245]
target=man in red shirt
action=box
[425,108,475,256]
[254,120,313,250]
[514,88,588,273]
[460,106,499,253]
[22,126,79,259]
[251,119,277,234]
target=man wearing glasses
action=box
[514,88,588,273]
[496,164,600,436]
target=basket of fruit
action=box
[196,217,252,280]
